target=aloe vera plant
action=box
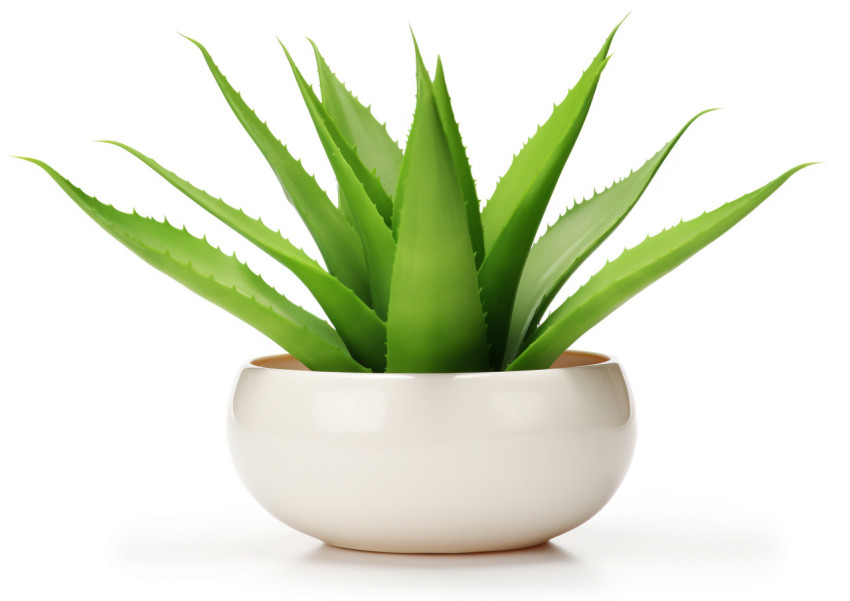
[20,22,811,373]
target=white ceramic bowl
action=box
[228,351,635,553]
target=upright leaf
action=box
[508,164,813,371]
[21,158,367,373]
[479,21,621,249]
[310,39,404,201]
[478,21,620,368]
[281,44,397,320]
[182,36,370,303]
[385,41,489,373]
[503,110,713,364]
[432,57,485,267]
[287,42,394,227]
[101,141,388,371]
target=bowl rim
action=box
[244,350,614,378]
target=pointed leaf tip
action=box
[277,38,295,63]
[410,27,428,76]
[178,33,202,47]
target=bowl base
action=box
[322,538,553,555]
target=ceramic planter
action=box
[228,351,635,553]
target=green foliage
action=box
[385,39,489,373]
[507,164,814,371]
[22,21,811,372]
[18,158,367,373]
[97,140,387,371]
[502,110,716,365]
[478,24,617,366]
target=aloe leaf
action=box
[503,110,713,365]
[507,164,813,371]
[100,141,388,371]
[432,57,485,268]
[478,21,621,368]
[385,39,489,373]
[309,39,403,202]
[480,21,621,250]
[182,35,370,303]
[20,157,367,373]
[281,44,396,320]
[287,43,394,228]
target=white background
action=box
[1,0,848,599]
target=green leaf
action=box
[480,21,621,250]
[20,157,367,373]
[508,163,814,371]
[100,141,388,372]
[309,39,403,203]
[182,35,370,303]
[432,57,485,268]
[286,42,394,228]
[280,43,397,320]
[385,39,489,373]
[478,21,621,369]
[503,110,713,365]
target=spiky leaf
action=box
[281,44,396,320]
[310,39,403,202]
[478,22,620,368]
[503,110,713,364]
[21,157,367,373]
[101,141,388,371]
[182,35,370,303]
[479,21,621,249]
[508,164,813,371]
[385,41,489,373]
[286,41,394,228]
[432,57,485,268]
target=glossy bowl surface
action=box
[228,351,635,553]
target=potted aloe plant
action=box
[19,20,811,553]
